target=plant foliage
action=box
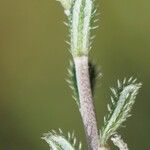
[100,77,142,146]
[42,129,82,150]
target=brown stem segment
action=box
[74,56,99,150]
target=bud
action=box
[57,0,72,11]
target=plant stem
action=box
[111,134,129,150]
[74,56,99,150]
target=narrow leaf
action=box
[42,130,81,150]
[100,77,142,146]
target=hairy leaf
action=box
[100,77,142,146]
[42,129,82,150]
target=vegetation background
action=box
[0,0,149,149]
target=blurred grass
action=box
[0,0,150,149]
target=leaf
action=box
[100,77,142,146]
[42,130,82,150]
[67,61,80,107]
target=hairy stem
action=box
[111,134,129,150]
[74,56,99,150]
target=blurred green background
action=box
[0,0,149,149]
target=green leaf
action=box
[67,61,80,107]
[100,77,142,146]
[42,129,82,150]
